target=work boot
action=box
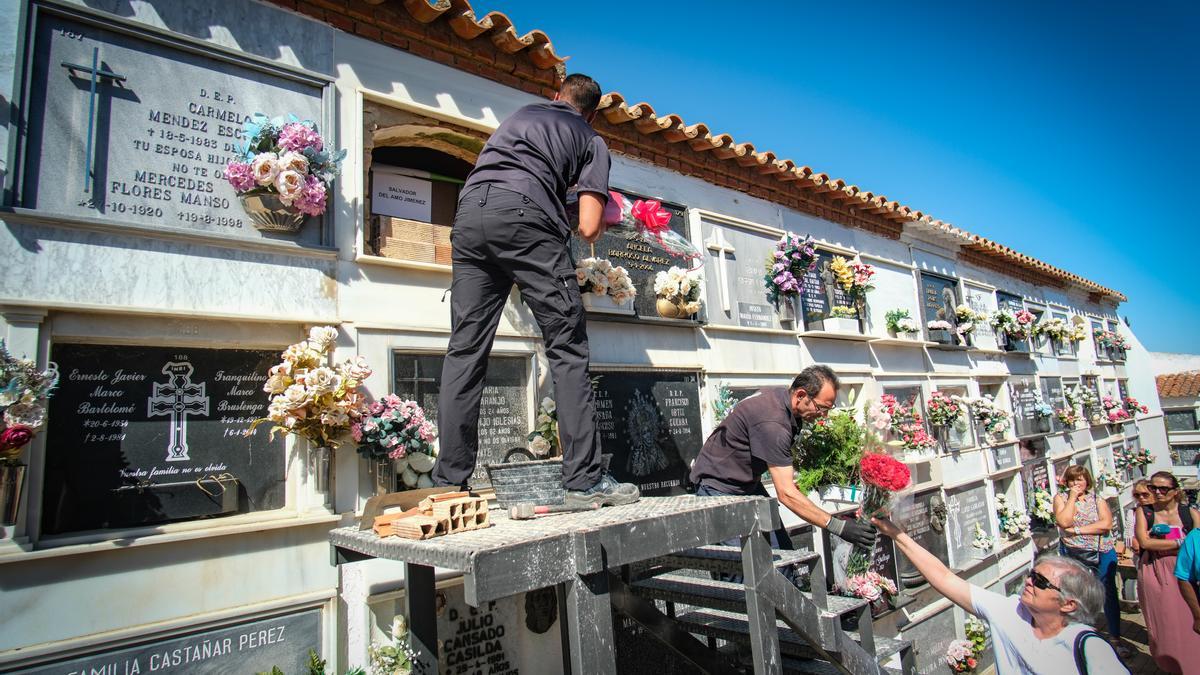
[563,473,641,508]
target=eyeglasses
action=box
[1149,485,1177,494]
[813,401,834,413]
[1133,492,1153,499]
[1028,569,1062,593]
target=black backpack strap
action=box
[1073,629,1104,674]
[1181,503,1194,534]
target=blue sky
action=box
[477,1,1200,354]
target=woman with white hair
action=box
[873,515,1127,673]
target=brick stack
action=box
[372,492,490,540]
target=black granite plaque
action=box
[592,370,701,496]
[996,291,1024,314]
[895,489,950,588]
[17,608,319,674]
[1040,377,1064,432]
[392,353,528,487]
[919,273,959,329]
[1176,445,1200,467]
[946,483,992,569]
[21,11,326,243]
[42,344,285,534]
[700,219,780,329]
[1026,461,1050,492]
[572,190,693,319]
[799,249,830,324]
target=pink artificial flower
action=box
[0,424,34,451]
[369,401,385,416]
[350,423,363,442]
[293,176,327,217]
[383,394,403,407]
[225,161,256,192]
[278,122,323,153]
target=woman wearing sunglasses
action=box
[1053,465,1127,657]
[1125,480,1152,558]
[1134,470,1200,673]
[871,515,1126,673]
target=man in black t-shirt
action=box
[691,365,876,548]
[433,74,639,508]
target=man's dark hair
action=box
[790,365,839,397]
[559,73,602,114]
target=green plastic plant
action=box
[793,392,868,493]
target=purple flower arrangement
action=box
[763,232,818,305]
[225,113,345,217]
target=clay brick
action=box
[382,33,408,50]
[295,2,325,21]
[309,0,345,13]
[355,21,382,41]
[326,11,354,32]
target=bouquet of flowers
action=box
[990,309,1035,341]
[995,494,1031,538]
[713,382,738,424]
[225,114,345,216]
[927,320,954,332]
[830,305,859,319]
[1101,395,1130,423]
[576,257,637,305]
[250,327,370,448]
[1032,392,1054,420]
[0,342,58,465]
[926,391,966,428]
[794,408,865,494]
[965,616,988,659]
[352,395,437,489]
[946,639,979,673]
[844,452,911,575]
[1055,407,1080,427]
[968,395,1011,438]
[871,395,936,452]
[835,569,898,611]
[369,615,416,675]
[1096,468,1123,490]
[526,397,559,457]
[885,309,920,334]
[1094,330,1129,351]
[1114,446,1154,471]
[954,304,980,338]
[653,266,703,314]
[1124,396,1149,416]
[763,232,817,305]
[830,255,875,304]
[1034,317,1070,341]
[1029,484,1055,525]
[971,522,996,551]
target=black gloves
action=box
[827,516,878,548]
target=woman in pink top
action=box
[1135,470,1200,673]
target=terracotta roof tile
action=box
[1158,372,1200,398]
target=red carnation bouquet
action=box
[846,452,911,576]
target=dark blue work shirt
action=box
[463,100,611,239]
[690,387,800,495]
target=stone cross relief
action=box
[705,227,736,313]
[147,361,210,462]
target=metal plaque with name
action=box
[991,443,1020,472]
[946,483,992,569]
[22,11,325,243]
[16,609,320,674]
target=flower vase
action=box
[581,292,635,316]
[927,329,951,344]
[824,316,861,334]
[309,444,332,501]
[0,463,26,525]
[776,297,797,325]
[655,298,694,319]
[889,330,919,341]
[239,194,306,233]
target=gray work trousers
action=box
[433,184,603,491]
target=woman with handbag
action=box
[1135,470,1200,673]
[1054,465,1127,657]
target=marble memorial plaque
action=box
[42,344,285,534]
[996,291,1024,314]
[1175,445,1200,467]
[991,443,1020,472]
[965,285,996,341]
[572,190,693,319]
[906,606,959,675]
[946,483,992,568]
[700,218,779,328]
[1040,377,1064,432]
[392,353,528,487]
[591,370,701,496]
[436,591,521,675]
[16,609,320,674]
[22,12,326,243]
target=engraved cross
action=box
[705,227,736,313]
[148,362,209,462]
[61,47,126,194]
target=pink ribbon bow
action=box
[631,199,672,234]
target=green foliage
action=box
[258,650,365,675]
[793,408,866,493]
[884,309,912,332]
[713,382,738,424]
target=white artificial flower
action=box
[251,152,279,186]
[303,366,342,395]
[282,383,310,409]
[308,326,338,349]
[279,151,309,175]
[3,402,45,429]
[537,412,553,426]
[541,397,556,413]
[529,435,551,456]
[274,170,306,204]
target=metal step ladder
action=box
[614,542,915,674]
